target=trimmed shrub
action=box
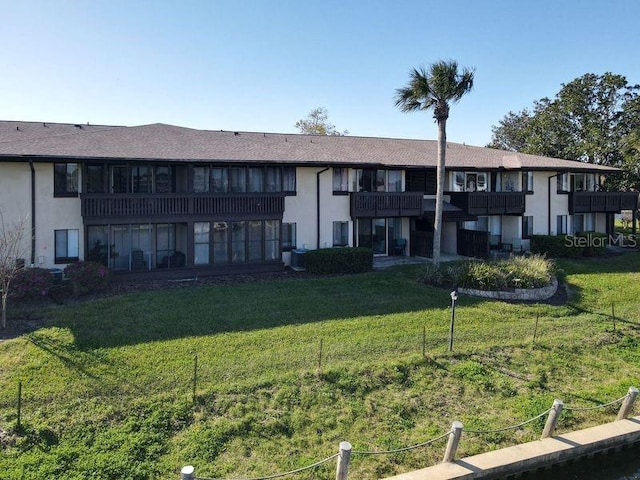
[576,232,608,257]
[63,261,111,296]
[305,247,373,274]
[531,233,609,258]
[10,268,56,300]
[420,255,555,291]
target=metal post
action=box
[616,387,639,420]
[17,381,22,431]
[541,399,564,439]
[180,465,195,480]
[335,441,352,480]
[192,354,198,405]
[442,421,463,463]
[448,291,458,352]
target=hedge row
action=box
[305,247,373,274]
[530,232,609,258]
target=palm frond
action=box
[395,60,474,118]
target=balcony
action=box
[569,191,639,214]
[448,192,526,216]
[81,193,286,222]
[350,192,424,218]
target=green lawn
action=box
[1,254,640,479]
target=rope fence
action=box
[188,453,339,480]
[180,386,639,480]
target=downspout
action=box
[316,167,330,249]
[29,160,36,266]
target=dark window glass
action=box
[265,220,280,261]
[333,222,349,246]
[211,167,228,193]
[248,220,263,261]
[54,163,79,197]
[155,166,173,193]
[282,223,296,251]
[248,167,264,193]
[85,164,105,193]
[111,166,129,193]
[213,222,230,265]
[283,167,296,192]
[231,221,246,262]
[230,168,247,193]
[265,167,281,192]
[333,168,349,192]
[132,166,152,193]
[54,229,79,263]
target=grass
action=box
[1,254,640,479]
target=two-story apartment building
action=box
[0,121,636,278]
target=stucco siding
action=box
[0,162,32,263]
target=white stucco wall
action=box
[0,162,84,269]
[0,162,32,263]
[35,163,84,268]
[282,167,352,265]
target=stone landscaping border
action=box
[459,276,558,301]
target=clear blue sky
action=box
[2,0,639,147]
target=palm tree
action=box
[395,60,474,265]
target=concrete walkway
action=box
[373,253,465,270]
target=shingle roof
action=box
[0,120,618,172]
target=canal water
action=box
[529,445,640,479]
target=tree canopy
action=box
[294,107,348,136]
[488,73,640,190]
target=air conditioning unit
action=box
[290,248,308,271]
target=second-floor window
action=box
[453,172,488,192]
[194,166,295,194]
[522,171,534,193]
[355,169,403,192]
[333,168,349,194]
[54,163,79,197]
[557,173,570,193]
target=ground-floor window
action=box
[333,221,349,247]
[194,219,281,265]
[54,229,79,263]
[86,220,281,271]
[87,223,186,270]
[194,222,210,265]
[522,216,533,239]
[557,215,568,235]
[357,218,402,255]
[282,223,297,251]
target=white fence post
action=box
[180,465,195,480]
[541,399,564,439]
[442,421,463,463]
[335,441,352,480]
[616,387,639,420]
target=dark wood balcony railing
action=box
[448,192,526,216]
[569,191,639,214]
[350,192,424,218]
[81,193,286,221]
